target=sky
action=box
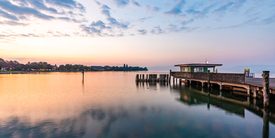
[0,0,274,68]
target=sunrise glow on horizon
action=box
[0,0,274,67]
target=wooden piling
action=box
[263,71,270,107]
[142,74,144,81]
[136,74,139,81]
[179,79,182,85]
[82,70,84,83]
[169,70,171,84]
[252,87,257,98]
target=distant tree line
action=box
[0,58,93,71]
[107,66,148,71]
[58,64,93,71]
[0,58,52,71]
[0,58,148,71]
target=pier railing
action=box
[171,71,245,83]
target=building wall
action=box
[180,66,213,73]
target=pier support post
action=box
[253,87,257,98]
[179,79,182,85]
[263,71,270,107]
[136,74,139,81]
[207,70,210,89]
[247,86,250,95]
[142,74,145,81]
[168,74,170,84]
[263,109,269,138]
[146,74,148,82]
[169,70,171,84]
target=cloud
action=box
[0,21,28,26]
[168,24,198,32]
[90,20,111,29]
[95,3,129,29]
[46,31,71,37]
[261,14,275,25]
[0,0,55,20]
[138,29,147,35]
[230,0,247,12]
[150,26,163,34]
[0,0,87,26]
[0,9,18,21]
[146,5,161,13]
[101,5,111,17]
[27,0,59,14]
[113,0,130,7]
[107,17,128,29]
[138,16,152,22]
[181,19,194,25]
[46,0,85,11]
[94,0,101,6]
[131,0,140,7]
[0,32,46,40]
[80,25,102,36]
[185,4,216,18]
[57,17,86,23]
[213,2,234,17]
[165,0,186,15]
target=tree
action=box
[0,58,5,69]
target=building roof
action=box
[175,63,223,67]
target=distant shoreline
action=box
[0,70,148,74]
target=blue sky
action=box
[0,0,274,68]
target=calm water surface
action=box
[0,71,274,138]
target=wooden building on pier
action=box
[175,63,222,73]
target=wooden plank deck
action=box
[245,77,275,89]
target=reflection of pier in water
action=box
[172,85,274,138]
[137,81,274,137]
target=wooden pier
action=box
[170,71,275,101]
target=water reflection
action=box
[171,84,275,138]
[0,72,275,138]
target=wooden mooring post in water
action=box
[263,71,270,107]
[136,74,169,83]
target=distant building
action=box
[52,64,58,71]
[91,66,104,70]
[104,66,111,70]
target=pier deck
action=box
[245,77,275,89]
[170,71,275,97]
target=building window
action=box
[194,68,203,72]
[182,67,188,72]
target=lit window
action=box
[195,68,203,72]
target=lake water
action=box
[0,71,274,138]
